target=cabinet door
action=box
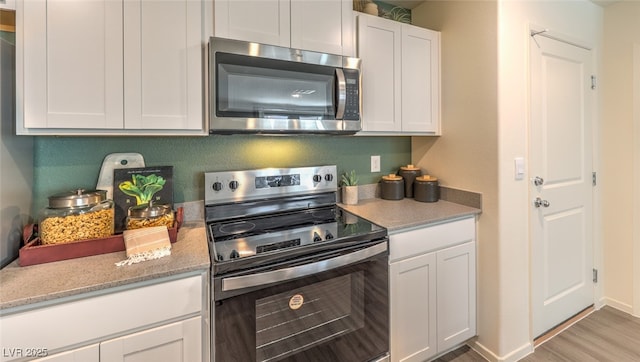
[290,0,353,56]
[33,344,99,362]
[0,0,15,10]
[214,0,289,47]
[357,13,401,132]
[436,241,476,352]
[18,0,123,130]
[100,317,202,362]
[123,0,203,130]
[401,25,440,133]
[389,252,437,362]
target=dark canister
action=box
[414,175,439,203]
[380,174,404,200]
[398,164,422,198]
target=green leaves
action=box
[118,173,166,205]
[341,170,359,186]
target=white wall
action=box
[497,2,602,360]
[412,1,603,361]
[601,2,640,315]
[410,0,502,358]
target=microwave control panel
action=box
[343,69,360,120]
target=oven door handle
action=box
[221,241,387,292]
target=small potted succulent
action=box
[341,170,359,205]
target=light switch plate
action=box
[371,155,381,173]
[514,157,525,180]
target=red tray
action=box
[18,208,183,267]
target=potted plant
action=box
[341,170,359,205]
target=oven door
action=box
[212,239,389,362]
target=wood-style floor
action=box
[434,306,640,362]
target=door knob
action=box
[534,197,550,208]
[533,176,544,186]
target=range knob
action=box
[229,249,240,259]
[313,232,322,242]
[313,174,322,183]
[229,180,239,190]
[325,174,334,182]
[325,231,334,240]
[212,181,223,192]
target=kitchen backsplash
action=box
[33,135,411,214]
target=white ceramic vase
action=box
[364,3,378,16]
[342,185,359,205]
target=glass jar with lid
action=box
[39,189,114,244]
[126,200,174,230]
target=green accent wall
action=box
[33,135,410,213]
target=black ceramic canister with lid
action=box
[398,164,422,198]
[414,175,439,203]
[380,174,404,200]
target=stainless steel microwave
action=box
[209,37,362,134]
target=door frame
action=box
[527,24,603,340]
[633,43,640,318]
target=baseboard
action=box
[602,297,634,315]
[470,340,533,362]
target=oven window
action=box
[214,255,389,362]
[255,273,364,362]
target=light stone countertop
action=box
[0,222,210,311]
[340,198,481,233]
[0,197,479,312]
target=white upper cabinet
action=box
[401,24,440,133]
[19,0,123,131]
[16,0,208,135]
[213,0,291,47]
[357,12,441,135]
[123,0,204,131]
[214,0,354,56]
[290,0,353,56]
[357,13,402,132]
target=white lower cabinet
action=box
[390,250,437,362]
[0,273,208,362]
[389,217,476,362]
[33,344,99,362]
[100,317,202,362]
[31,317,201,362]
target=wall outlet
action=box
[371,155,381,173]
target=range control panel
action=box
[205,165,337,205]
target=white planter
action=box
[342,186,359,205]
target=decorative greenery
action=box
[118,174,166,205]
[341,170,359,187]
[381,6,411,24]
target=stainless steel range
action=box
[205,165,389,362]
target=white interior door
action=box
[530,33,594,338]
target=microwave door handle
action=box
[335,68,347,120]
[221,241,387,292]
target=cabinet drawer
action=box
[0,274,203,361]
[389,217,475,262]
